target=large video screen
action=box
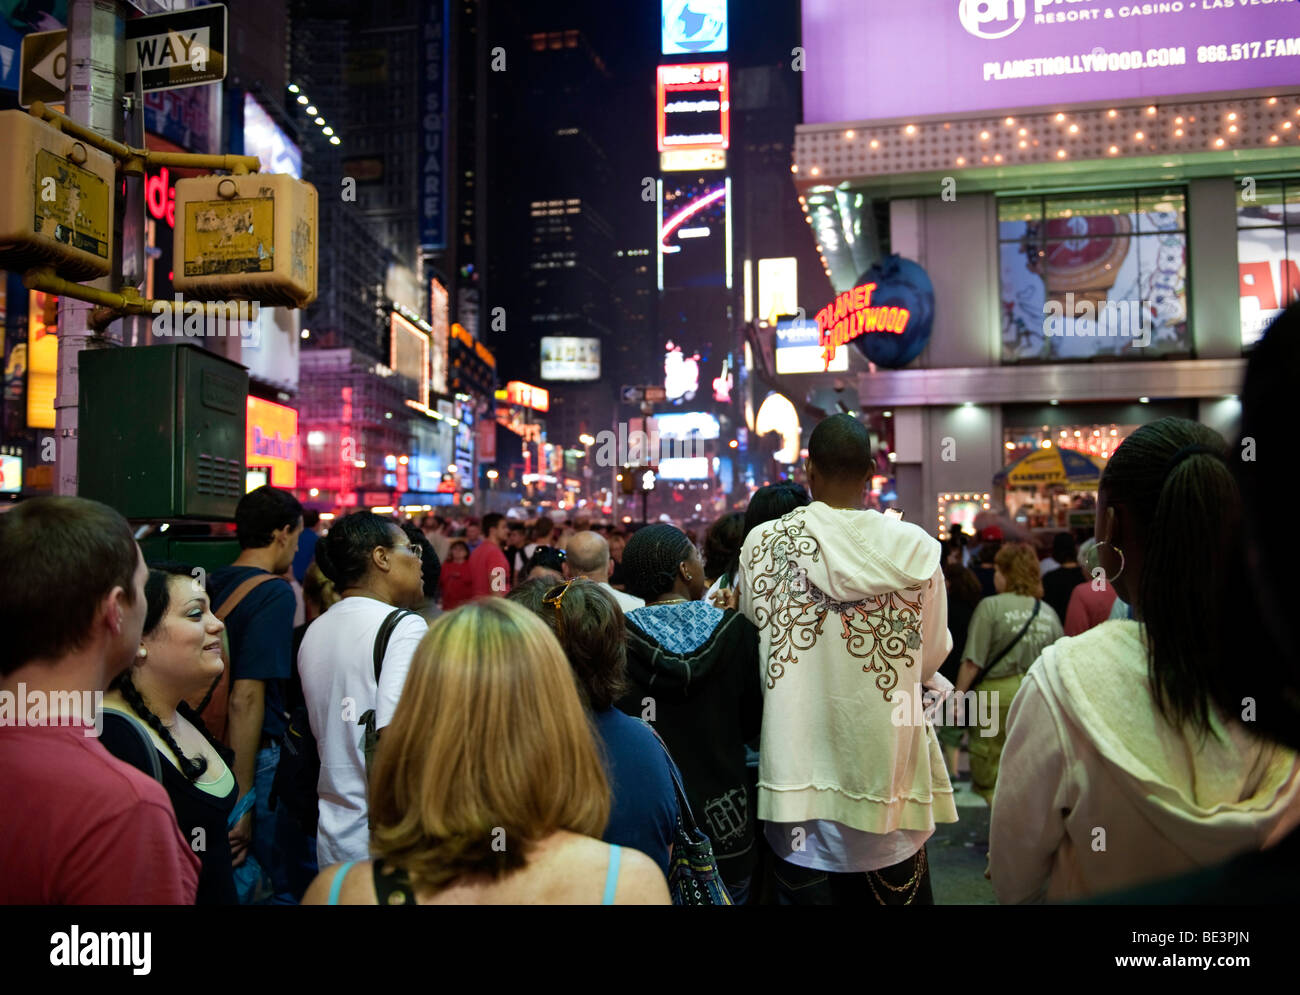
[659,176,730,291]
[802,0,1300,123]
[662,1,727,56]
[540,337,601,381]
[243,93,301,178]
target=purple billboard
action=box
[802,0,1300,123]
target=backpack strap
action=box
[373,609,418,683]
[194,572,290,718]
[103,706,164,783]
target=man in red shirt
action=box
[468,512,511,598]
[1063,538,1118,637]
[0,497,200,904]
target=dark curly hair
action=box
[621,524,693,602]
[315,512,402,589]
[507,578,629,710]
[703,512,744,583]
[743,483,811,544]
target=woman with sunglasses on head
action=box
[303,599,670,905]
[100,563,236,905]
[298,512,430,868]
[509,577,680,880]
[989,417,1300,903]
[617,524,763,903]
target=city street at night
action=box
[1,0,1299,967]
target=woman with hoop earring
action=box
[986,417,1300,903]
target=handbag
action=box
[645,724,733,906]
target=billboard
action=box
[246,397,298,488]
[651,411,720,440]
[1238,181,1299,348]
[505,380,550,412]
[0,453,21,493]
[802,0,1300,123]
[658,456,711,481]
[758,257,798,325]
[775,318,849,374]
[420,0,449,249]
[540,337,601,381]
[430,279,449,395]
[390,313,430,406]
[662,1,727,55]
[243,93,301,178]
[657,62,729,152]
[659,176,731,290]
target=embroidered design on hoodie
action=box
[747,515,924,701]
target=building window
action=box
[1237,178,1300,350]
[998,188,1189,363]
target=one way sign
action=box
[18,5,226,107]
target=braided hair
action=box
[622,524,693,602]
[111,563,209,782]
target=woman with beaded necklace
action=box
[617,524,763,903]
[100,563,240,905]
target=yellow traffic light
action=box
[173,173,318,307]
[0,111,115,281]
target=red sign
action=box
[657,62,729,153]
[505,380,550,413]
[814,282,911,368]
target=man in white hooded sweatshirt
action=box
[738,414,957,904]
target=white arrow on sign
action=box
[621,386,641,403]
[31,42,66,90]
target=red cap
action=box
[980,525,1004,542]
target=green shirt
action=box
[962,593,1064,681]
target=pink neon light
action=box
[660,186,726,246]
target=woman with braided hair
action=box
[100,563,240,905]
[617,524,763,903]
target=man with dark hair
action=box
[505,521,528,585]
[1041,533,1084,623]
[0,497,200,903]
[738,413,955,905]
[469,512,511,597]
[206,485,302,903]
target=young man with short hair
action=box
[469,512,511,598]
[206,485,302,902]
[738,414,955,905]
[0,497,200,903]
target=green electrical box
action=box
[80,344,248,520]
[139,535,242,573]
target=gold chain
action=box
[866,846,927,905]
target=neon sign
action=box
[145,167,177,228]
[657,62,729,152]
[815,282,910,367]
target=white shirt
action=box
[597,580,644,613]
[298,596,428,866]
[765,820,932,873]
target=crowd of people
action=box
[3,307,1299,906]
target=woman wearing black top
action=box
[616,524,762,903]
[100,563,239,905]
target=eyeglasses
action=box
[543,578,579,639]
[390,542,422,561]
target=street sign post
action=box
[621,384,668,404]
[18,5,227,108]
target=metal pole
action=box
[54,0,126,495]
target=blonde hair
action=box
[995,542,1043,598]
[302,562,339,615]
[369,598,610,895]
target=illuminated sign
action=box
[246,396,298,488]
[776,318,849,375]
[663,341,701,402]
[650,411,720,440]
[660,149,726,172]
[815,282,909,366]
[758,257,797,324]
[390,313,430,407]
[815,255,936,370]
[755,392,801,464]
[505,380,550,412]
[662,1,727,56]
[803,1,1300,124]
[540,337,601,381]
[659,176,731,291]
[430,280,449,395]
[657,62,729,152]
[27,291,56,430]
[243,93,301,178]
[0,454,22,494]
[658,457,711,481]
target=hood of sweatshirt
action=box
[1036,619,1300,854]
[767,502,941,599]
[624,601,743,698]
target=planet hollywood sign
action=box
[814,282,911,367]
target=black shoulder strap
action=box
[373,609,418,683]
[372,861,418,906]
[106,709,164,783]
[644,722,698,835]
[972,599,1041,690]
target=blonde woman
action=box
[954,542,1063,804]
[303,599,670,905]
